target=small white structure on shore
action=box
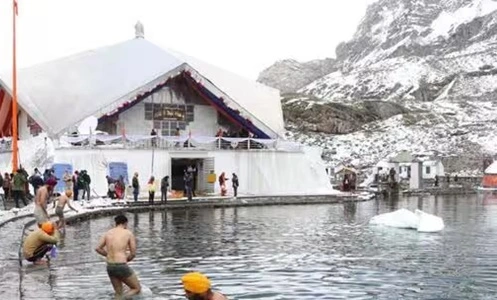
[374,151,445,181]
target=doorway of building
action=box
[171,158,215,195]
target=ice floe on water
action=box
[369,208,445,232]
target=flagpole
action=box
[11,0,19,172]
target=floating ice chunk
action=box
[369,208,419,229]
[370,209,444,232]
[415,209,445,233]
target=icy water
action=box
[17,195,497,299]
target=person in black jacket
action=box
[29,172,44,197]
[185,173,193,201]
[160,176,169,204]
[232,173,239,197]
[132,172,140,202]
[80,170,91,200]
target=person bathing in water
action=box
[23,221,60,265]
[95,214,141,299]
[53,189,78,232]
[182,272,228,300]
[34,178,56,227]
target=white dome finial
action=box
[135,21,144,39]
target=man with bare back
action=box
[34,179,56,226]
[95,214,141,299]
[53,189,78,231]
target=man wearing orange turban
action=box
[22,221,60,265]
[181,272,228,300]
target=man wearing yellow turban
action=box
[181,272,228,300]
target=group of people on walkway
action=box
[130,172,171,204]
[66,169,92,201]
[0,166,59,209]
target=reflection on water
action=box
[18,195,497,299]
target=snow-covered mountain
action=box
[258,58,337,93]
[261,0,497,175]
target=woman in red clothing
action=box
[218,172,229,196]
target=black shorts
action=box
[26,244,52,262]
[56,206,64,218]
[106,263,133,279]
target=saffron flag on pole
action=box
[14,0,18,15]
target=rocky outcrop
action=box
[282,94,408,134]
[257,58,337,93]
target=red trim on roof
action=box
[182,73,244,129]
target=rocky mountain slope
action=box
[282,93,407,134]
[262,0,497,175]
[258,59,337,93]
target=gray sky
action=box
[0,0,376,80]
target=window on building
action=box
[186,105,194,122]
[145,103,194,135]
[426,166,431,174]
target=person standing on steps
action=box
[3,172,11,202]
[132,172,140,202]
[161,175,169,204]
[218,172,228,197]
[72,170,80,200]
[95,215,141,299]
[232,173,239,198]
[63,169,73,192]
[185,172,193,201]
[80,170,91,200]
[148,176,156,205]
[12,170,28,208]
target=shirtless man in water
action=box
[95,214,141,299]
[53,190,78,232]
[34,180,55,227]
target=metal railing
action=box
[56,134,304,152]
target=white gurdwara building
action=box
[0,25,333,197]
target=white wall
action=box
[188,105,218,136]
[49,148,336,197]
[118,102,150,135]
[422,161,445,179]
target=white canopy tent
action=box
[0,38,284,139]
